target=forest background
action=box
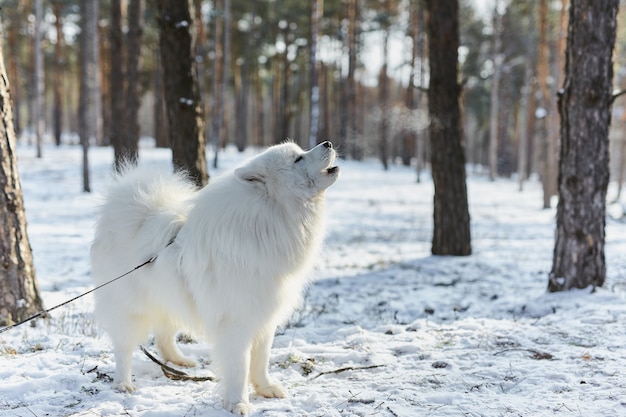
[2,0,626,204]
[1,1,626,415]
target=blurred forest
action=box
[1,0,626,198]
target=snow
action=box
[2,143,626,417]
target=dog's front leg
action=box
[214,325,253,415]
[250,326,286,398]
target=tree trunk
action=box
[6,11,21,137]
[122,0,144,166]
[193,0,209,151]
[415,0,426,182]
[403,0,419,168]
[234,47,250,152]
[426,0,471,256]
[52,1,64,147]
[79,0,99,193]
[277,28,291,145]
[617,122,626,200]
[110,0,125,169]
[517,0,536,192]
[517,62,532,191]
[154,47,169,148]
[378,2,390,171]
[0,33,45,327]
[210,0,225,167]
[99,24,111,146]
[488,0,503,181]
[157,0,208,187]
[548,0,618,292]
[308,0,321,148]
[110,0,142,169]
[346,0,359,159]
[537,0,557,209]
[33,0,44,158]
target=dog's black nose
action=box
[322,141,333,149]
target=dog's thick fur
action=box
[90,142,339,414]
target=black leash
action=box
[0,254,158,335]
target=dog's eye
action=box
[294,155,304,163]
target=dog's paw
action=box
[115,381,136,393]
[255,383,287,399]
[227,401,251,415]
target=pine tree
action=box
[426,0,471,256]
[0,30,44,326]
[549,0,618,291]
[157,0,208,186]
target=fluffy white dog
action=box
[90,141,339,414]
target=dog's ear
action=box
[235,164,266,186]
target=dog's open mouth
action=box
[326,166,339,174]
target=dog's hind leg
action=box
[250,326,287,398]
[154,323,196,368]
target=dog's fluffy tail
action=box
[91,165,197,282]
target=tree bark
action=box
[548,0,618,292]
[0,32,44,327]
[426,0,471,256]
[157,0,208,186]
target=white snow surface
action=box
[1,143,626,417]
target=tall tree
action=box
[308,0,322,148]
[52,1,65,147]
[153,47,169,148]
[110,0,125,165]
[343,0,359,159]
[157,0,208,186]
[123,0,144,166]
[516,0,536,192]
[488,0,503,181]
[234,2,256,152]
[79,0,100,193]
[426,0,471,256]
[0,28,45,327]
[6,2,23,137]
[110,0,144,170]
[548,0,618,292]
[33,0,44,158]
[537,0,558,208]
[210,0,227,168]
[378,0,390,171]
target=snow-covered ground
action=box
[1,143,626,417]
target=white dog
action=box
[90,141,339,415]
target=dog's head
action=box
[235,141,340,199]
